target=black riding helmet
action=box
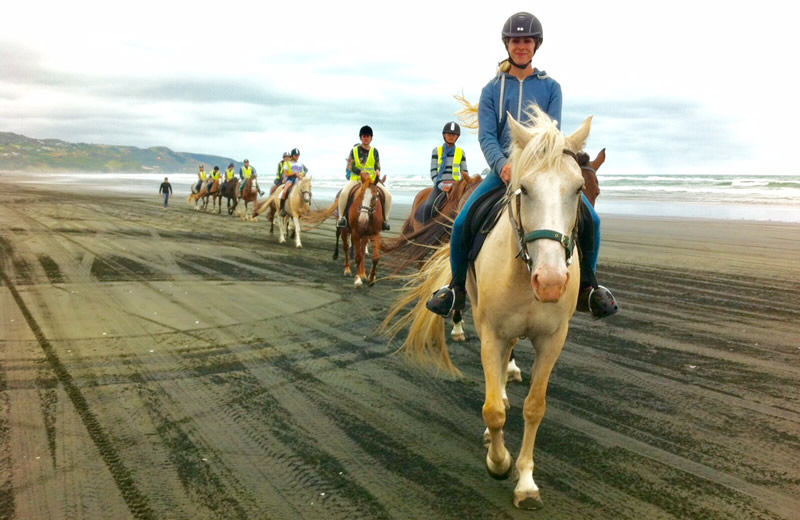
[442,121,461,136]
[291,148,300,156]
[502,12,543,50]
[359,125,373,137]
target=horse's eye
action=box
[575,186,583,195]
[520,185,528,196]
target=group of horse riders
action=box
[194,158,263,197]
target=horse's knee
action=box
[483,404,506,431]
[522,397,546,424]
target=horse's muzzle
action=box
[531,266,569,303]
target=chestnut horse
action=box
[339,178,384,287]
[236,177,259,221]
[382,107,591,510]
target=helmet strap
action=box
[507,56,532,70]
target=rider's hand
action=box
[500,162,512,184]
[442,184,452,192]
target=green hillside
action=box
[0,132,241,173]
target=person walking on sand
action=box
[425,11,618,319]
[336,125,392,231]
[159,177,173,209]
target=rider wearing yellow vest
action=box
[208,166,221,193]
[431,122,468,190]
[337,125,392,231]
[274,152,290,187]
[238,159,264,195]
[221,163,236,193]
[417,122,469,222]
[195,165,207,192]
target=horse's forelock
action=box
[509,105,571,190]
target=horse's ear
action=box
[591,148,606,170]
[508,112,533,150]
[565,116,592,153]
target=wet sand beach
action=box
[1,178,799,519]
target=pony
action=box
[206,177,223,213]
[187,179,211,210]
[253,176,313,248]
[220,178,240,215]
[339,176,385,287]
[382,107,591,510]
[236,177,259,221]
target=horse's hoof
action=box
[354,278,363,288]
[344,269,351,277]
[279,238,286,244]
[514,490,544,510]
[295,244,302,249]
[485,448,513,480]
[507,360,523,383]
[503,396,510,410]
[452,333,466,342]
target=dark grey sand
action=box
[1,178,798,519]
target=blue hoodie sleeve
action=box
[478,80,509,176]
[546,80,563,129]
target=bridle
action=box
[359,183,378,217]
[508,149,579,273]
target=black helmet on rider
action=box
[442,121,461,137]
[359,125,373,137]
[502,12,543,50]
[291,148,300,156]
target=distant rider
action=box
[195,164,207,193]
[273,152,290,193]
[280,148,308,216]
[209,166,221,193]
[239,159,264,196]
[419,121,469,221]
[221,163,236,193]
[336,125,392,231]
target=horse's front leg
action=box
[481,332,515,480]
[278,215,287,244]
[367,234,380,285]
[293,215,302,248]
[342,231,351,276]
[514,328,568,510]
[354,236,366,287]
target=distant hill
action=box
[0,132,241,173]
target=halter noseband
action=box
[509,149,579,272]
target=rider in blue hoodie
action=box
[426,11,618,319]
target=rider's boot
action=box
[280,198,287,217]
[575,203,618,319]
[426,281,466,317]
[337,216,348,228]
[381,211,390,231]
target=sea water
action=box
[13,171,800,223]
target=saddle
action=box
[463,185,508,263]
[414,188,449,224]
[345,183,385,219]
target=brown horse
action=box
[221,178,240,215]
[339,177,384,287]
[236,177,259,221]
[579,148,605,207]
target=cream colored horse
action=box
[278,176,313,248]
[382,107,590,510]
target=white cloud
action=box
[3,0,798,177]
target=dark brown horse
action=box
[221,178,240,215]
[337,177,384,288]
[579,148,605,207]
[383,172,482,268]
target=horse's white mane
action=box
[508,104,570,190]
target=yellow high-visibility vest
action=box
[198,169,207,180]
[436,146,463,181]
[226,168,235,180]
[241,166,253,179]
[352,146,376,183]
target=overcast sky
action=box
[3,0,798,178]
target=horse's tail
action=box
[382,219,452,273]
[302,200,337,229]
[252,197,271,218]
[379,244,459,376]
